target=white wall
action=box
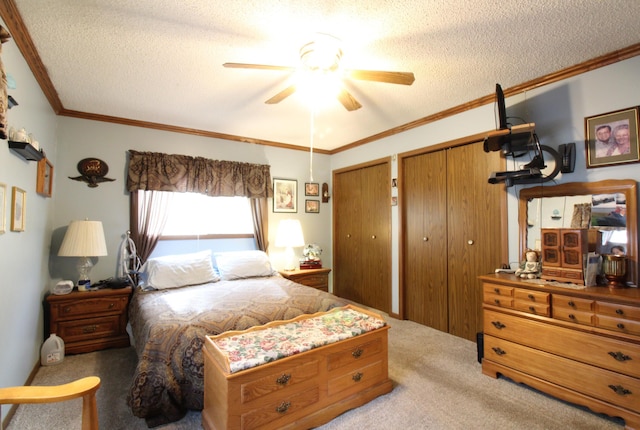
[0,17,58,421]
[331,56,640,314]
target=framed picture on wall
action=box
[305,182,319,196]
[273,178,297,213]
[305,199,320,213]
[11,186,26,232]
[585,106,639,168]
[0,183,6,234]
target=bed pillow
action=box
[214,250,276,280]
[139,250,219,290]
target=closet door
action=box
[447,142,504,341]
[402,150,448,330]
[333,160,391,313]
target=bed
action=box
[125,250,348,426]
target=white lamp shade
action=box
[58,220,108,257]
[275,219,305,248]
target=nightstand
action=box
[45,287,132,354]
[279,267,331,292]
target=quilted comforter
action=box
[126,275,347,426]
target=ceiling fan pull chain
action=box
[309,107,315,181]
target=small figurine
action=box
[515,250,541,279]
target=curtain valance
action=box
[127,150,273,198]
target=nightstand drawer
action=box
[51,296,127,319]
[55,315,122,343]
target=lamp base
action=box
[76,257,94,291]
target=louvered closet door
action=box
[402,150,448,330]
[333,161,391,314]
[447,142,504,341]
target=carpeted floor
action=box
[7,313,625,429]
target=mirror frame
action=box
[519,179,638,285]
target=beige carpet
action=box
[6,314,624,429]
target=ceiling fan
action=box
[223,34,415,111]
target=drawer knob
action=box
[494,299,501,305]
[617,323,625,330]
[493,288,500,294]
[491,347,506,356]
[109,303,115,309]
[608,384,632,396]
[352,348,363,358]
[352,372,363,382]
[616,309,624,315]
[527,294,535,300]
[276,374,291,385]
[568,314,576,320]
[567,301,575,307]
[491,321,506,330]
[528,306,535,313]
[608,351,631,362]
[275,401,291,414]
[82,325,98,334]
[64,306,71,313]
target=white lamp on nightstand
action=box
[58,219,108,291]
[275,219,305,271]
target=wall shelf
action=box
[8,140,44,161]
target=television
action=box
[496,83,507,130]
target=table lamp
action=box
[58,219,108,291]
[275,219,305,271]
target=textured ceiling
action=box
[7,0,640,151]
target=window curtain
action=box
[127,150,273,260]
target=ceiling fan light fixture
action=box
[299,33,343,72]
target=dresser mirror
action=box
[518,179,638,285]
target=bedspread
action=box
[126,275,348,426]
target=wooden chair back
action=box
[0,376,100,430]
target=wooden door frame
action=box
[397,130,508,320]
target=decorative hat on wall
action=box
[69,158,115,187]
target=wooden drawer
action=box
[328,360,385,397]
[327,334,383,371]
[484,335,640,413]
[241,360,320,404]
[484,309,640,378]
[597,315,640,337]
[483,283,513,298]
[553,294,594,312]
[241,385,320,429]
[296,274,328,289]
[50,296,127,319]
[597,301,640,321]
[484,294,514,308]
[552,306,595,326]
[55,315,123,343]
[513,289,550,316]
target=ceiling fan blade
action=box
[345,69,415,85]
[337,89,362,111]
[223,63,296,72]
[265,85,297,104]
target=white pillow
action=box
[139,250,219,290]
[214,250,276,280]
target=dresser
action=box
[45,287,132,354]
[279,268,331,292]
[202,305,391,430]
[480,274,640,429]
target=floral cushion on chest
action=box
[213,307,386,373]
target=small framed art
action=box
[11,186,26,232]
[36,157,54,197]
[585,106,639,168]
[0,183,6,234]
[273,178,297,213]
[305,182,319,196]
[305,199,320,213]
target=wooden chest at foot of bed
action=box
[202,305,392,430]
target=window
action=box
[161,193,254,237]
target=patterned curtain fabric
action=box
[127,150,273,198]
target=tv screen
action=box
[496,83,507,129]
